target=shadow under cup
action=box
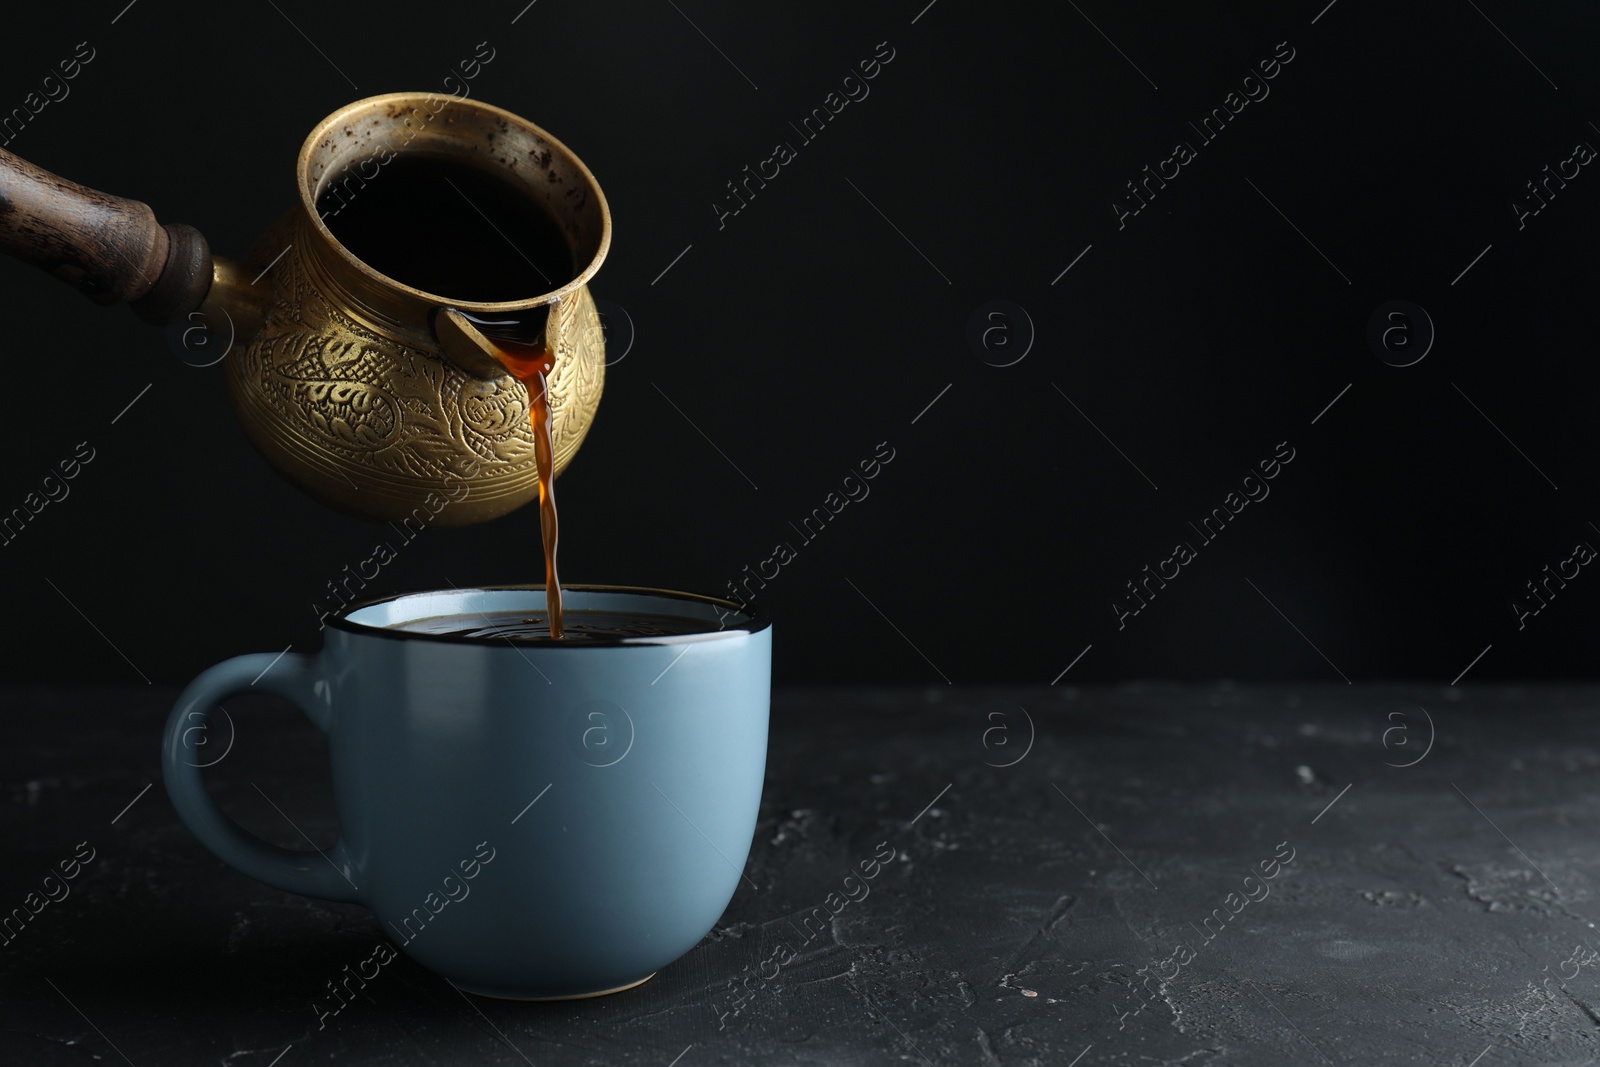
[161,587,771,1000]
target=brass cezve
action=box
[0,91,612,526]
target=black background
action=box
[1,0,1596,687]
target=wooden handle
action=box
[0,146,212,324]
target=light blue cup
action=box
[161,586,771,999]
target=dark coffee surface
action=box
[317,154,572,301]
[386,609,723,642]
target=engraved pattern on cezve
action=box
[236,242,602,491]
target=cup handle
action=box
[161,652,361,904]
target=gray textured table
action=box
[2,683,1596,1065]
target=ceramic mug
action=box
[161,586,771,999]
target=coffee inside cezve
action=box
[319,155,579,637]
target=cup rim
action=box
[327,584,768,647]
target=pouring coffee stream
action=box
[0,93,613,634]
[440,308,567,639]
[501,345,564,639]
